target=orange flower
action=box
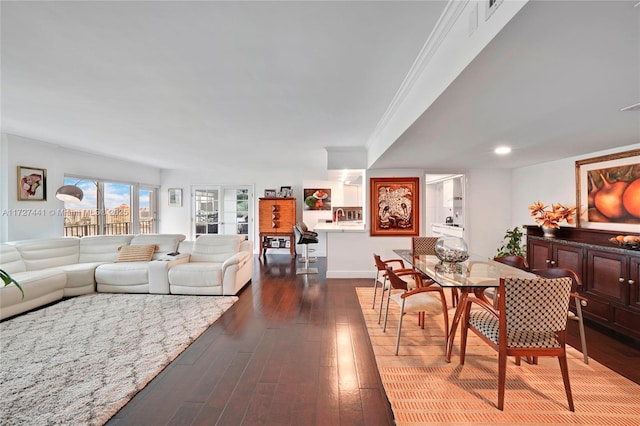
[528,201,576,228]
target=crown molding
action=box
[368,0,468,145]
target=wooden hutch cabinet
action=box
[526,226,640,343]
[528,237,585,279]
[259,197,296,258]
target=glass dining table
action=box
[393,249,536,362]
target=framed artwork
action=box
[576,148,640,232]
[303,188,331,210]
[264,189,277,198]
[17,166,46,201]
[370,177,419,237]
[279,186,292,198]
[168,188,182,207]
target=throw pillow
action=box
[115,244,158,262]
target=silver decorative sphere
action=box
[435,236,469,272]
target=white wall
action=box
[367,0,528,166]
[1,134,161,242]
[159,165,330,253]
[466,168,512,258]
[512,144,640,230]
[319,168,425,278]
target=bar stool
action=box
[296,222,318,263]
[294,223,318,274]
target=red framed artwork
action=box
[370,177,419,237]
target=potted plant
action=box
[528,201,576,238]
[496,226,526,257]
[1,269,24,298]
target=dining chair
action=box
[493,254,530,271]
[412,236,459,307]
[372,254,416,324]
[459,275,575,411]
[383,266,449,355]
[531,267,589,364]
[485,255,530,306]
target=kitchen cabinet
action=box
[526,226,640,342]
[259,198,296,258]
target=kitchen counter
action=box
[431,223,464,238]
[314,222,366,233]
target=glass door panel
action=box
[193,186,252,239]
[194,188,220,238]
[222,188,250,235]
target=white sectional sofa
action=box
[95,233,188,294]
[169,234,253,296]
[0,233,253,321]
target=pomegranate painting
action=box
[586,161,640,224]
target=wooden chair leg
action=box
[372,273,379,309]
[439,289,449,346]
[558,354,575,412]
[460,318,468,365]
[383,287,392,332]
[377,277,387,324]
[498,351,507,410]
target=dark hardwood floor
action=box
[108,254,640,425]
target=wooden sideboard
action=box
[525,225,640,343]
[259,197,296,258]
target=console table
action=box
[525,225,640,343]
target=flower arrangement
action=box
[528,201,576,229]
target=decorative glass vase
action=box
[542,226,557,238]
[435,236,470,273]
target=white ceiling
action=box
[2,1,639,174]
[372,0,640,171]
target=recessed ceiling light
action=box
[494,146,511,155]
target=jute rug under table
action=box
[356,287,640,425]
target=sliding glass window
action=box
[62,177,157,237]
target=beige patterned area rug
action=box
[0,293,237,426]
[355,287,640,425]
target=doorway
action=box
[192,186,253,239]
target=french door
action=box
[192,186,252,239]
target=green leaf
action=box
[0,268,24,299]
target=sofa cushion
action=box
[168,263,223,288]
[0,269,66,308]
[79,235,134,263]
[0,244,26,274]
[190,235,244,263]
[95,262,150,285]
[130,234,185,260]
[13,237,80,271]
[57,263,103,289]
[116,244,157,262]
